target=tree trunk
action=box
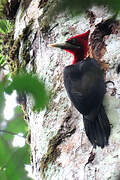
[14,0,120,179]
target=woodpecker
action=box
[49,30,110,148]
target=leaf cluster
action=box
[0,95,32,179]
[58,0,120,11]
[0,139,32,180]
[52,0,120,17]
[0,71,49,180]
[6,72,49,112]
[0,19,13,68]
[0,0,7,18]
[0,77,31,179]
[0,19,12,34]
[0,107,30,180]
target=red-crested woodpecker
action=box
[49,30,110,148]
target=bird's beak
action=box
[48,43,67,49]
[48,42,80,50]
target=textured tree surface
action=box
[14,1,120,179]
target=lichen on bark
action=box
[7,19,34,76]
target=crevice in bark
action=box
[39,0,49,9]
[40,109,76,178]
[3,0,21,19]
[38,0,58,34]
[90,16,119,64]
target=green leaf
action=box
[0,55,6,66]
[1,0,7,5]
[0,19,12,34]
[3,106,28,141]
[6,144,32,180]
[5,72,49,112]
[0,171,7,180]
[0,137,12,168]
[55,0,120,17]
[0,138,32,180]
[0,82,5,122]
[0,5,4,10]
[0,20,8,33]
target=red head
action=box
[49,30,90,64]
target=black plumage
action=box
[64,57,110,148]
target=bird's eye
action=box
[67,38,77,45]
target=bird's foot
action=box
[105,80,115,86]
[105,80,117,96]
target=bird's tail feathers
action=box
[83,105,110,148]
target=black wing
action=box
[63,58,106,115]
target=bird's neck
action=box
[72,53,84,64]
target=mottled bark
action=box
[14,1,120,179]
